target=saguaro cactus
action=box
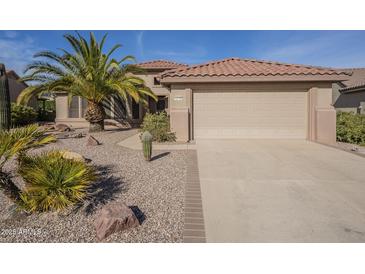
[0,64,11,131]
[141,131,153,161]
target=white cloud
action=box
[4,30,18,38]
[136,31,144,57]
[148,45,208,63]
[0,35,40,74]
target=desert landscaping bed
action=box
[0,128,187,243]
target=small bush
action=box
[140,112,176,142]
[18,151,97,212]
[38,99,55,112]
[11,103,37,126]
[336,111,365,145]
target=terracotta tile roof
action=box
[161,58,350,79]
[338,68,365,92]
[136,60,188,70]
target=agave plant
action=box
[19,151,97,212]
[18,32,157,132]
[0,124,56,201]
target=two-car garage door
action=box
[193,90,308,139]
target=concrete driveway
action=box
[196,139,365,242]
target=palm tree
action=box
[18,32,157,132]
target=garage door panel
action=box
[193,91,307,139]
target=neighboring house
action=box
[54,58,349,145]
[6,70,38,108]
[332,68,365,114]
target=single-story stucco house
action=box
[6,70,38,108]
[333,68,365,114]
[54,58,350,145]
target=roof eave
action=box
[340,86,365,93]
[160,75,350,84]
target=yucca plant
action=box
[18,151,97,212]
[18,32,157,132]
[0,124,56,201]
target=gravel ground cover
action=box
[0,127,187,243]
[334,142,365,157]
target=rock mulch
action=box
[0,127,187,243]
[333,142,365,158]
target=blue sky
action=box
[1,30,365,74]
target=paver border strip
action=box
[183,150,206,243]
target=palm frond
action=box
[0,124,56,170]
[19,31,157,121]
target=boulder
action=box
[59,150,88,162]
[42,123,56,131]
[55,124,72,132]
[87,135,101,146]
[94,202,140,240]
[70,132,85,139]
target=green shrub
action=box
[18,151,97,212]
[140,112,176,142]
[38,99,55,112]
[11,103,37,126]
[336,111,365,145]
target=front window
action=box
[153,77,160,86]
[68,96,88,118]
[68,96,79,118]
[156,96,168,112]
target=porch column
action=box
[308,87,336,145]
[169,88,191,142]
[55,92,69,121]
[78,97,83,118]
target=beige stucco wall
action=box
[55,93,69,120]
[54,78,337,145]
[55,93,88,127]
[55,92,142,128]
[55,70,171,127]
[169,88,192,141]
[135,72,170,96]
[308,87,336,145]
[136,72,171,115]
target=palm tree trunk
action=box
[89,120,104,132]
[84,101,105,132]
